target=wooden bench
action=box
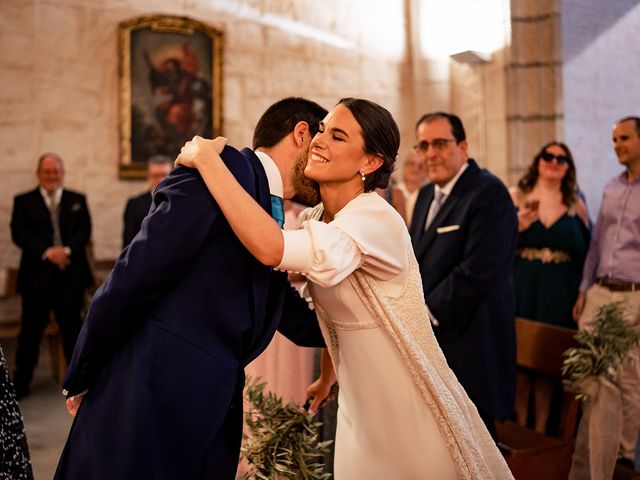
[497,317,580,480]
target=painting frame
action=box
[118,14,223,179]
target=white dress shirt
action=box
[423,162,469,231]
[254,150,283,198]
[423,161,469,325]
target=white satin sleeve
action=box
[276,194,407,288]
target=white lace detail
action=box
[325,319,378,330]
[347,253,513,479]
[298,204,513,479]
[314,302,340,367]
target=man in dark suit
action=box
[122,155,172,248]
[408,112,518,437]
[54,98,328,480]
[10,152,94,399]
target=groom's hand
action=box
[66,395,84,417]
[175,136,227,168]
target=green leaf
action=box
[562,300,640,399]
[241,375,333,479]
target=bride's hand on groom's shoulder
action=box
[175,136,228,169]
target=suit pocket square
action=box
[71,203,82,212]
[436,225,460,234]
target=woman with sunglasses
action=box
[510,141,590,433]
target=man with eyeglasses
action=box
[572,116,640,470]
[408,112,518,438]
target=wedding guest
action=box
[573,116,640,469]
[0,346,34,479]
[408,112,518,438]
[396,151,429,225]
[122,155,172,249]
[10,152,93,399]
[510,141,590,433]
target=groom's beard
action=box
[291,151,320,206]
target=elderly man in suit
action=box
[10,152,94,399]
[54,98,328,480]
[409,112,518,437]
[122,155,172,249]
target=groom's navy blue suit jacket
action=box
[409,159,518,422]
[55,147,324,480]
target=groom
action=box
[55,98,328,480]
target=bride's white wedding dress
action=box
[278,192,513,479]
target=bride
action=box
[176,98,513,479]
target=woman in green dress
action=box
[510,141,590,433]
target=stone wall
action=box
[561,0,640,214]
[504,0,640,211]
[506,0,563,184]
[2,0,637,266]
[411,0,511,179]
[0,0,409,264]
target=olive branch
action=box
[562,300,640,400]
[242,376,332,480]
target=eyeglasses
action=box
[412,138,457,153]
[540,152,569,165]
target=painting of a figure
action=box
[119,15,222,178]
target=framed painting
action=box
[118,14,223,178]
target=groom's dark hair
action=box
[253,97,327,150]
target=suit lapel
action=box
[29,189,54,233]
[414,161,479,259]
[410,185,433,247]
[415,189,461,258]
[58,190,70,235]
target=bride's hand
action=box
[305,376,335,415]
[175,136,228,169]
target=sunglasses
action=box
[540,152,569,165]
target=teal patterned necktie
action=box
[270,195,285,228]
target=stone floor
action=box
[3,338,72,480]
[3,336,639,479]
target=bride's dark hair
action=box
[337,98,400,192]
